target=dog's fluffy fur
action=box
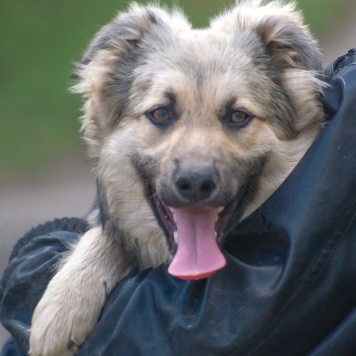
[29,1,324,354]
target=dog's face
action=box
[73,1,324,279]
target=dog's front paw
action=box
[29,292,91,356]
[29,227,122,355]
[29,277,102,356]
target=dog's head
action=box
[73,1,324,279]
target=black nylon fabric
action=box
[1,53,356,355]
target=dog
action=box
[29,1,324,354]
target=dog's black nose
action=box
[176,174,216,202]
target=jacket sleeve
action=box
[1,51,356,356]
[0,218,86,354]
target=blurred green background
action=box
[0,0,352,177]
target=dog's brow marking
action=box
[164,89,176,105]
[219,96,238,117]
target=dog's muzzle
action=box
[151,164,240,280]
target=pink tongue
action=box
[168,208,226,280]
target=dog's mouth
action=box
[152,194,237,280]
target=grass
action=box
[0,0,351,176]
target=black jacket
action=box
[1,51,356,355]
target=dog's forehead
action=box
[132,28,270,116]
[152,29,258,76]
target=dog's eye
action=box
[228,110,253,125]
[147,107,171,125]
[152,108,169,121]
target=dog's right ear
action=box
[71,7,155,80]
[72,4,190,81]
[71,4,190,161]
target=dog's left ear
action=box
[211,1,324,133]
[211,1,322,71]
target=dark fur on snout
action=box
[30,2,325,355]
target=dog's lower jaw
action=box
[29,227,128,356]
